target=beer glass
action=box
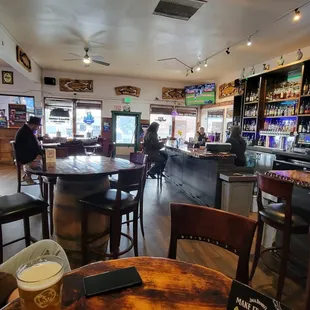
[16,255,64,310]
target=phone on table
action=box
[83,266,143,297]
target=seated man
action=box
[15,116,43,184]
[0,240,71,308]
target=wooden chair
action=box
[250,173,309,300]
[10,141,44,196]
[0,192,49,263]
[80,166,145,263]
[146,157,163,187]
[168,203,257,285]
[123,153,148,237]
[306,257,310,310]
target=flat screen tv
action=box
[184,83,216,106]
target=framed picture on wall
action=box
[2,71,14,85]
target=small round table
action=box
[25,156,138,267]
[4,257,232,310]
[265,170,310,188]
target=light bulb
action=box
[204,60,208,67]
[293,9,301,21]
[83,57,91,64]
[247,36,252,46]
[196,66,201,72]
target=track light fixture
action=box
[204,60,208,67]
[247,36,252,46]
[191,68,194,73]
[196,64,201,72]
[294,8,301,21]
[226,48,230,55]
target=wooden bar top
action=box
[165,145,236,160]
[265,170,310,188]
[4,257,232,310]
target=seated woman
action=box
[143,122,168,178]
[0,240,70,308]
[226,125,246,166]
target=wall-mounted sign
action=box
[115,86,141,97]
[162,87,185,100]
[9,104,26,128]
[59,78,93,92]
[16,46,32,72]
[2,71,14,85]
[219,81,241,99]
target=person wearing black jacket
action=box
[143,122,167,178]
[15,116,42,184]
[226,125,246,166]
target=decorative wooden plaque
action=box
[114,86,141,97]
[219,81,239,99]
[59,79,93,92]
[16,46,32,72]
[162,87,185,100]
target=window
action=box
[76,108,101,138]
[150,114,172,139]
[175,115,196,140]
[207,110,224,142]
[115,115,137,144]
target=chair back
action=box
[168,203,257,284]
[257,173,294,222]
[116,166,145,205]
[130,153,148,191]
[306,258,310,310]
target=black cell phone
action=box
[83,266,143,297]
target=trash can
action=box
[220,172,257,217]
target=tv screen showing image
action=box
[185,83,216,106]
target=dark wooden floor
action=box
[0,164,306,308]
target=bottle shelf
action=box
[301,94,310,98]
[264,115,297,118]
[243,116,257,119]
[298,114,310,117]
[265,97,299,103]
[242,131,256,133]
[259,131,293,136]
[244,101,258,105]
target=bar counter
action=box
[164,144,236,208]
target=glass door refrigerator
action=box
[111,111,141,156]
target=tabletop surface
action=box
[25,156,137,177]
[266,170,310,188]
[4,257,232,310]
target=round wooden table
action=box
[4,257,232,310]
[265,170,310,188]
[25,156,138,267]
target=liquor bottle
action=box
[264,120,268,130]
[303,79,309,95]
[300,103,305,114]
[246,93,250,102]
[298,121,303,133]
[307,121,310,133]
[254,105,257,116]
[266,105,269,116]
[305,103,309,114]
[303,121,307,133]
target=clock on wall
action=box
[2,71,14,85]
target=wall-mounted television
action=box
[184,83,216,106]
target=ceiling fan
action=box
[63,47,110,67]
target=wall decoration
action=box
[103,122,111,132]
[16,46,32,72]
[59,78,93,92]
[2,71,14,84]
[263,64,270,71]
[9,104,26,128]
[114,86,141,97]
[296,49,303,61]
[250,65,255,75]
[277,55,285,66]
[219,82,240,99]
[0,109,7,128]
[162,87,185,100]
[123,105,131,112]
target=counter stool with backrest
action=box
[10,141,44,196]
[110,153,148,237]
[168,203,257,285]
[80,165,145,263]
[146,157,163,186]
[250,173,309,301]
[0,192,49,263]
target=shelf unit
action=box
[239,58,310,148]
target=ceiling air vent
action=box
[153,0,207,21]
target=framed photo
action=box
[2,71,14,85]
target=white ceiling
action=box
[0,0,309,82]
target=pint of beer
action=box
[16,256,64,310]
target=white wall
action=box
[0,25,41,83]
[0,66,42,107]
[42,70,185,119]
[215,45,310,103]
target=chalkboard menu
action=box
[227,281,291,310]
[9,104,26,128]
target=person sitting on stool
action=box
[144,122,168,179]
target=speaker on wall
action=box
[44,77,56,86]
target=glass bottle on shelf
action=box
[305,103,309,114]
[298,121,303,133]
[303,79,309,95]
[300,103,305,114]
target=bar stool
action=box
[0,192,49,263]
[80,166,145,263]
[250,173,309,301]
[146,157,163,186]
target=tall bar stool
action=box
[250,173,309,301]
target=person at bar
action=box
[226,125,246,166]
[144,122,168,178]
[15,116,43,184]
[196,127,207,144]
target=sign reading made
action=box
[227,281,291,310]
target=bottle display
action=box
[297,120,310,133]
[242,134,255,146]
[299,100,310,114]
[303,78,310,95]
[264,103,296,116]
[262,119,296,133]
[244,105,258,117]
[243,120,256,131]
[265,80,301,101]
[245,91,259,103]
